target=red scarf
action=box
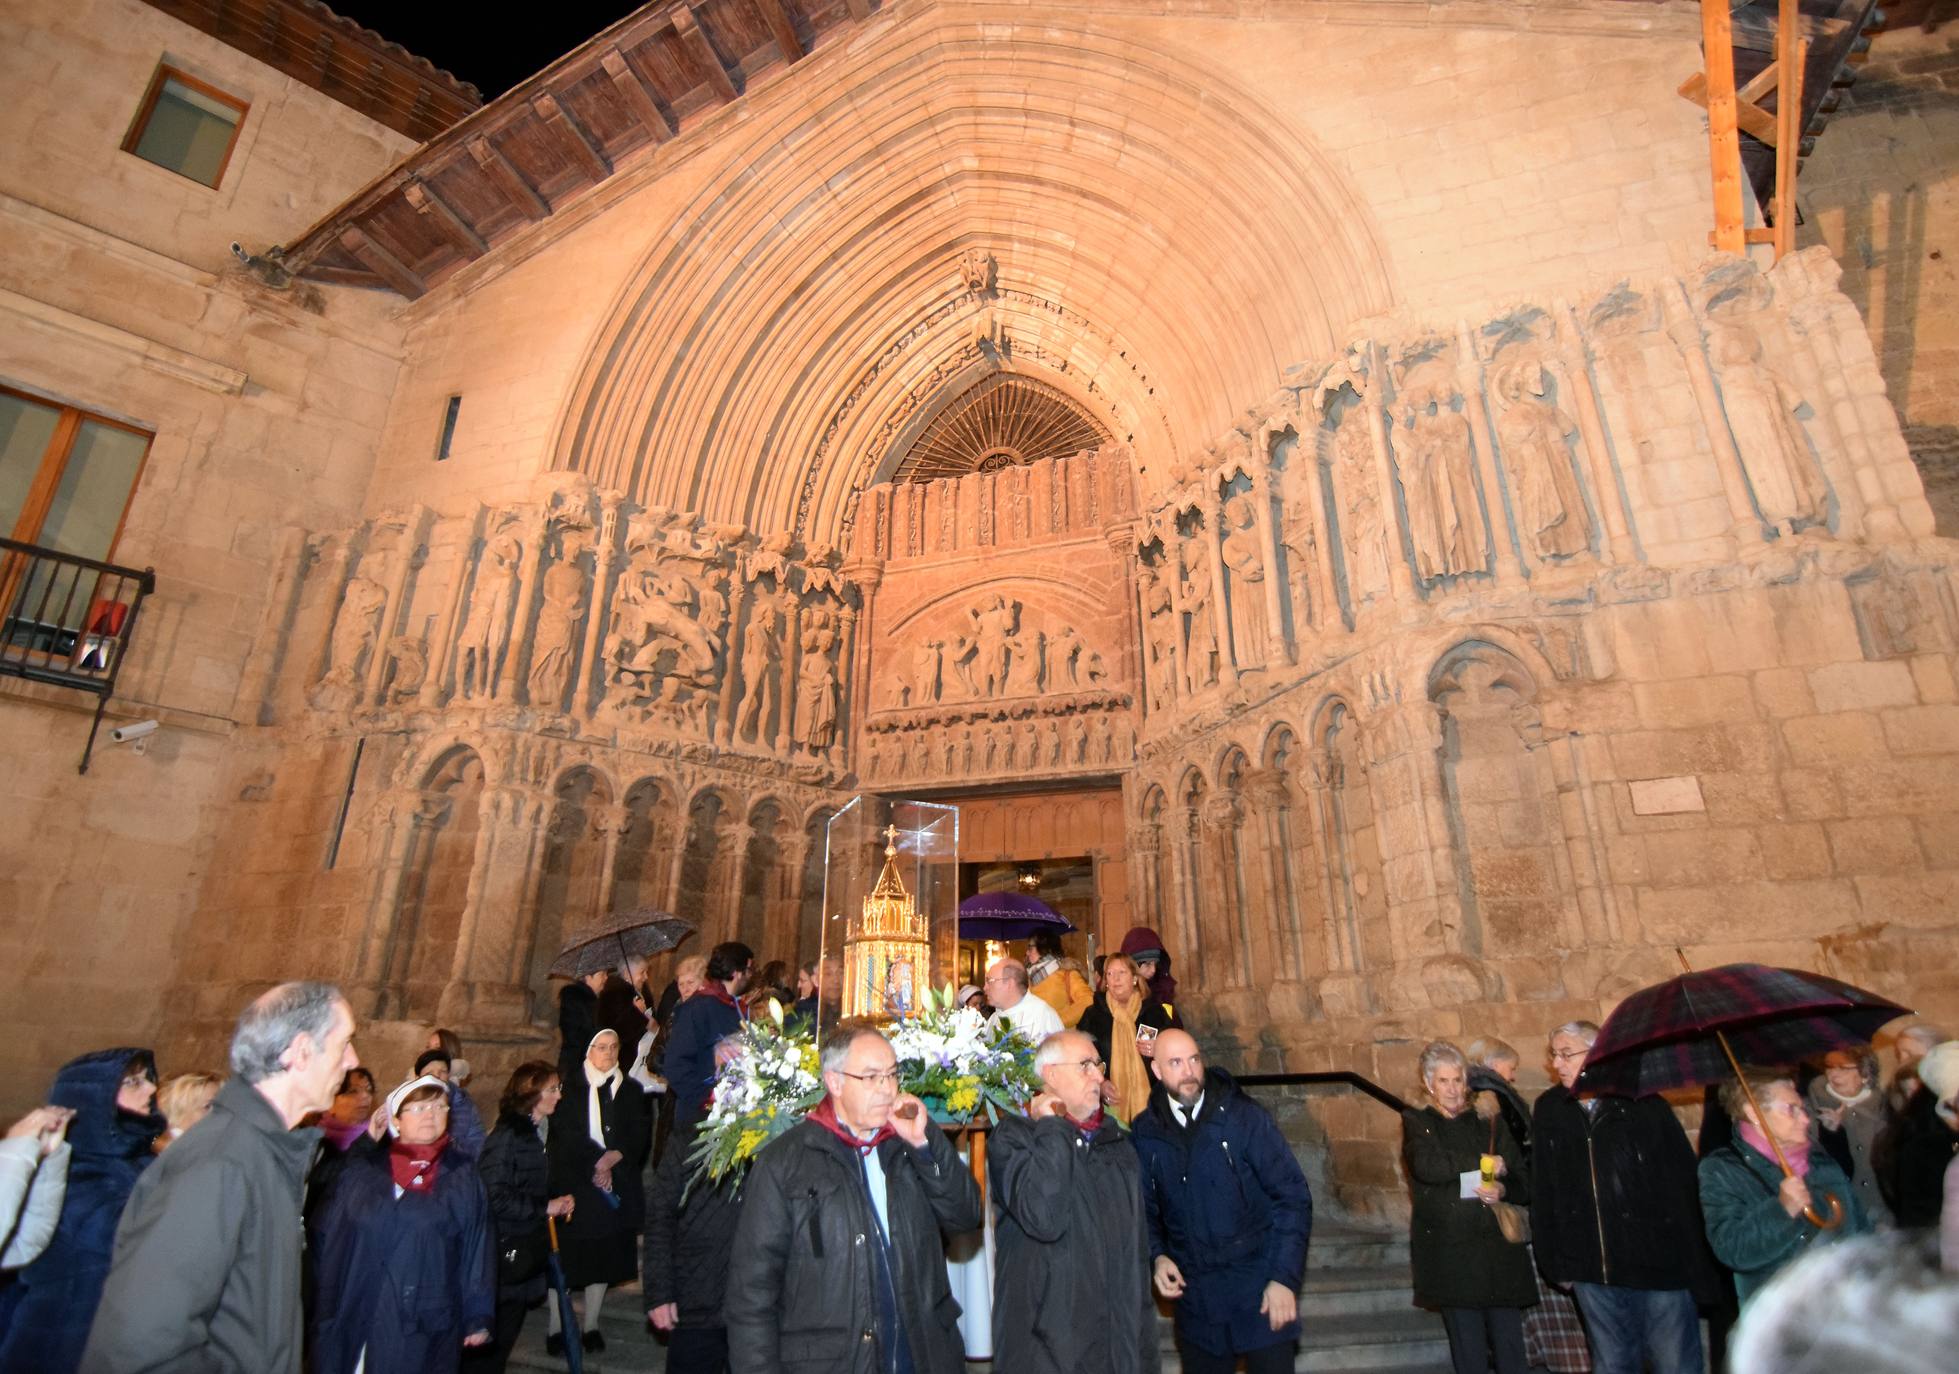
[700,981,750,1019]
[808,1095,895,1154]
[389,1134,450,1192]
[1739,1121,1809,1178]
[1063,1107,1106,1137]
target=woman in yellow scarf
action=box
[1078,954,1182,1120]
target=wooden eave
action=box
[279,0,859,300]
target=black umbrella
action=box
[545,1215,584,1373]
[548,906,695,979]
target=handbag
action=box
[497,1223,549,1286]
[1490,1199,1531,1245]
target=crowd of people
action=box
[1401,1021,1959,1374]
[0,939,1952,1374]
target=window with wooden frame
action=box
[123,64,249,189]
[1,388,154,638]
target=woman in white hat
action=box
[307,1073,494,1374]
[545,1029,651,1355]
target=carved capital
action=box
[1200,793,1242,831]
[1242,767,1291,809]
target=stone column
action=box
[495,514,548,701]
[1366,699,1460,966]
[444,783,550,1022]
[1455,323,1524,582]
[577,495,625,716]
[1250,462,1294,664]
[422,505,487,708]
[840,559,882,758]
[1167,805,1202,983]
[718,820,756,939]
[1559,304,1638,563]
[1202,793,1251,988]
[1244,768,1304,981]
[1360,343,1420,605]
[776,829,813,956]
[594,801,631,918]
[235,525,311,722]
[350,787,448,1015]
[833,604,859,770]
[1125,820,1163,935]
[1298,762,1351,973]
[1663,281,1768,549]
[1103,521,1144,695]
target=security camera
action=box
[110,720,159,744]
[230,241,245,259]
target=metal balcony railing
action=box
[0,536,156,773]
[1236,1070,1410,1115]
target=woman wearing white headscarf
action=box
[308,1074,494,1374]
[545,1029,651,1355]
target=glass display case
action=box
[816,795,959,1025]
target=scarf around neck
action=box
[1739,1120,1810,1178]
[584,1045,623,1152]
[809,1094,895,1154]
[389,1133,449,1192]
[1107,990,1150,1121]
[1062,1106,1106,1138]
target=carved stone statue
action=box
[1332,416,1390,609]
[1397,387,1486,580]
[1140,569,1178,707]
[1004,628,1045,697]
[909,638,943,706]
[969,595,1017,697]
[1492,359,1589,559]
[317,575,387,700]
[795,606,841,751]
[526,547,589,713]
[1181,539,1219,688]
[1219,493,1270,668]
[1052,625,1088,690]
[457,534,521,700]
[734,604,781,742]
[384,636,428,703]
[1707,322,1829,535]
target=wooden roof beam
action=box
[1677,72,1780,146]
[601,47,675,142]
[338,225,425,298]
[758,0,805,61]
[674,7,740,102]
[402,177,488,260]
[1699,0,1747,254]
[532,93,613,182]
[467,136,550,221]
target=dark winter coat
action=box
[0,1047,163,1374]
[1117,926,1179,1006]
[664,989,744,1124]
[1875,1086,1956,1227]
[1529,1087,1718,1300]
[1132,1069,1311,1358]
[1077,994,1182,1074]
[558,982,600,1082]
[1467,1068,1532,1161]
[597,975,649,1072]
[1401,1105,1534,1310]
[989,1110,1162,1374]
[725,1116,982,1374]
[547,1066,650,1284]
[477,1112,552,1304]
[642,1121,741,1327]
[1699,1137,1869,1306]
[307,1140,495,1374]
[445,1083,486,1163]
[78,1075,321,1374]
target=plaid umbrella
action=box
[1575,963,1910,1097]
[548,905,696,979]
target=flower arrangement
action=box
[689,986,1043,1189]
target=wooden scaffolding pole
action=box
[1701,0,1748,253]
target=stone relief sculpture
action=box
[456,534,521,701]
[1004,627,1046,696]
[969,594,1016,696]
[1331,416,1390,611]
[315,575,388,706]
[526,538,589,712]
[1706,321,1829,535]
[1395,381,1487,581]
[383,635,428,703]
[796,605,841,752]
[1491,358,1590,560]
[1140,568,1179,708]
[734,604,782,741]
[602,536,727,731]
[1219,492,1270,669]
[1181,538,1219,688]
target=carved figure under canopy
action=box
[1396,387,1487,581]
[734,604,782,741]
[319,575,388,692]
[1140,568,1178,707]
[1707,322,1829,535]
[457,534,521,700]
[796,606,841,751]
[1219,492,1271,668]
[1332,416,1390,610]
[969,595,1016,697]
[1492,359,1590,560]
[526,548,589,712]
[1181,538,1219,688]
[1004,629,1045,697]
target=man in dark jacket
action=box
[643,1118,742,1372]
[1531,1020,1716,1374]
[1133,1030,1310,1374]
[664,941,753,1126]
[990,1028,1161,1374]
[725,1021,982,1374]
[557,969,608,1082]
[80,981,359,1374]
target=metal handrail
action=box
[0,535,157,773]
[1235,1070,1410,1115]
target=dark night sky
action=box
[328,3,648,99]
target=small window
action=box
[123,65,248,188]
[435,395,462,461]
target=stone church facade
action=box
[4,0,1957,1212]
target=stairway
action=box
[506,1218,1450,1373]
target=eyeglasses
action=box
[398,1100,450,1117]
[1065,1059,1106,1076]
[1549,1049,1588,1062]
[835,1069,901,1089]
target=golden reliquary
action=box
[843,823,931,1019]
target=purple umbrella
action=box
[958,891,1075,941]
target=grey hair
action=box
[1466,1037,1519,1069]
[228,982,345,1083]
[1034,1030,1092,1075]
[819,1020,890,1076]
[1550,1020,1601,1048]
[1729,1231,1951,1374]
[1417,1040,1468,1089]
[1894,1023,1946,1055]
[989,958,1029,992]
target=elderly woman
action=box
[1402,1040,1534,1374]
[309,1074,494,1374]
[476,1061,576,1374]
[1078,952,1182,1121]
[547,1029,651,1355]
[1807,1046,1890,1226]
[0,1048,166,1374]
[154,1070,223,1149]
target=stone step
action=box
[1306,1224,1410,1271]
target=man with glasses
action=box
[1133,1030,1311,1374]
[989,1029,1160,1374]
[1530,1020,1717,1373]
[983,958,1064,1044]
[726,1021,981,1373]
